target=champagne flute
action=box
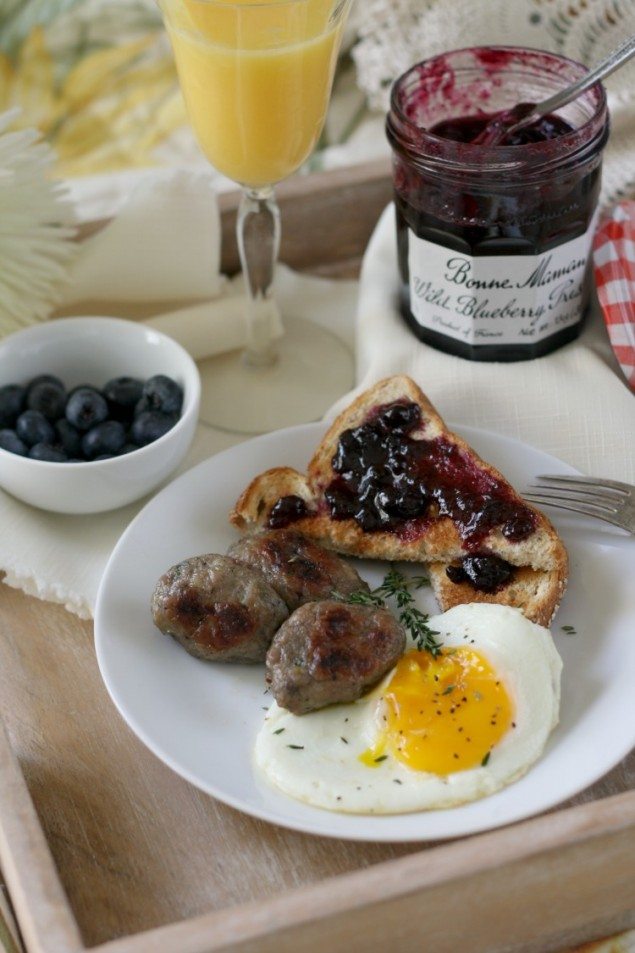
[159,0,354,433]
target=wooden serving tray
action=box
[1,161,634,953]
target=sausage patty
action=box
[228,530,369,612]
[265,601,406,714]
[151,554,288,663]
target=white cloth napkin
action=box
[0,172,357,618]
[337,205,635,485]
[63,169,286,355]
[64,170,224,304]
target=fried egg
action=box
[254,603,562,813]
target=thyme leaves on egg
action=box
[481,751,491,767]
[442,685,455,696]
[374,755,388,763]
[287,744,304,750]
[273,728,285,735]
[346,566,441,655]
[401,604,442,656]
[561,624,577,635]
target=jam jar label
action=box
[407,217,597,346]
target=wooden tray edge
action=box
[89,788,635,953]
[0,720,83,953]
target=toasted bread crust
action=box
[427,562,568,627]
[230,376,568,624]
[232,468,313,534]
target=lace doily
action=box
[351,0,635,205]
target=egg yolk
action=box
[360,648,513,775]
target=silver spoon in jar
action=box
[473,34,635,146]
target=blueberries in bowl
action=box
[26,380,66,420]
[132,410,178,447]
[55,419,82,457]
[16,410,55,447]
[0,429,27,456]
[102,376,144,421]
[135,374,184,417]
[66,387,109,432]
[82,420,126,459]
[0,384,26,427]
[27,374,65,394]
[0,373,184,463]
[29,443,68,462]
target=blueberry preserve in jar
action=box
[386,47,609,361]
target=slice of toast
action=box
[231,376,568,624]
[427,563,566,628]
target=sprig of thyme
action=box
[411,575,432,589]
[347,589,385,608]
[347,567,441,656]
[400,603,443,656]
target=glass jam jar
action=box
[386,47,609,361]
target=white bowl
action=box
[0,317,200,514]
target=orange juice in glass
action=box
[159,0,354,433]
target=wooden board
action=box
[1,161,634,953]
[77,159,394,282]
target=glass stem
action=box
[237,185,281,368]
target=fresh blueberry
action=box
[119,443,139,456]
[102,377,143,421]
[27,375,65,394]
[136,375,183,417]
[82,420,126,459]
[28,443,68,462]
[0,384,26,427]
[67,383,93,398]
[16,410,55,447]
[27,381,66,420]
[0,428,27,456]
[55,419,82,457]
[131,411,176,446]
[65,387,108,432]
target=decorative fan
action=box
[0,109,76,337]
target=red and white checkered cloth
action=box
[593,200,635,390]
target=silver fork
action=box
[524,475,635,534]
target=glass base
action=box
[197,318,354,435]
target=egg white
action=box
[253,604,562,814]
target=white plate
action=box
[95,423,635,842]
